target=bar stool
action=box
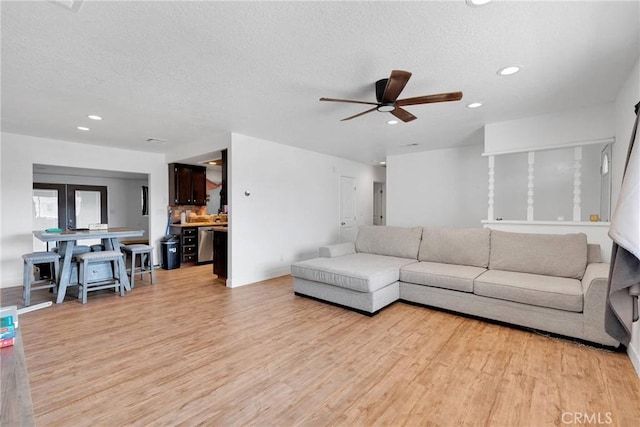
[53,245,92,256]
[22,251,61,306]
[121,244,155,288]
[75,251,125,304]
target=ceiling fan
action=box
[320,70,463,123]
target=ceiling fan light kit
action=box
[320,70,463,123]
[377,103,395,113]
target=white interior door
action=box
[340,176,357,242]
[373,182,386,225]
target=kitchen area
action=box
[165,149,228,279]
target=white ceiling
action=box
[2,1,639,165]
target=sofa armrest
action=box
[582,262,609,297]
[581,262,619,346]
[319,242,356,258]
[581,262,609,295]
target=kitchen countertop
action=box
[170,222,228,227]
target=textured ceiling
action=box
[2,1,639,164]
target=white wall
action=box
[613,57,640,377]
[386,144,486,228]
[0,133,167,288]
[484,103,615,155]
[33,173,149,239]
[227,133,383,287]
[613,59,640,209]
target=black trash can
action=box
[160,235,180,270]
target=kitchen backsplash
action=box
[170,205,207,224]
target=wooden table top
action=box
[33,227,144,242]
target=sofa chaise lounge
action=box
[291,226,618,347]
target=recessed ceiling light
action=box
[467,102,483,108]
[466,0,492,6]
[88,114,102,120]
[387,120,399,125]
[77,126,90,131]
[47,0,84,12]
[497,66,520,76]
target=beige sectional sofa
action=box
[291,225,618,347]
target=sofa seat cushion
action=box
[474,270,583,312]
[400,262,486,293]
[291,253,416,293]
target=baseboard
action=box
[294,292,382,316]
[399,299,622,352]
[628,343,640,379]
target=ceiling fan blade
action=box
[396,91,463,107]
[341,107,378,121]
[320,97,379,106]
[391,107,417,123]
[382,70,412,103]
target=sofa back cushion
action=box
[355,226,422,259]
[418,227,491,268]
[489,230,588,279]
[587,243,602,263]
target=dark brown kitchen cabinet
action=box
[213,229,227,278]
[190,167,207,205]
[168,163,207,205]
[168,226,198,264]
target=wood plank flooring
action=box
[2,265,639,426]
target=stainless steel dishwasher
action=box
[197,227,214,264]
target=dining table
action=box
[32,227,144,303]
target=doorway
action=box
[373,182,386,225]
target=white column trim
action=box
[573,146,583,222]
[488,155,495,220]
[527,151,535,221]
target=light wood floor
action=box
[2,265,640,426]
